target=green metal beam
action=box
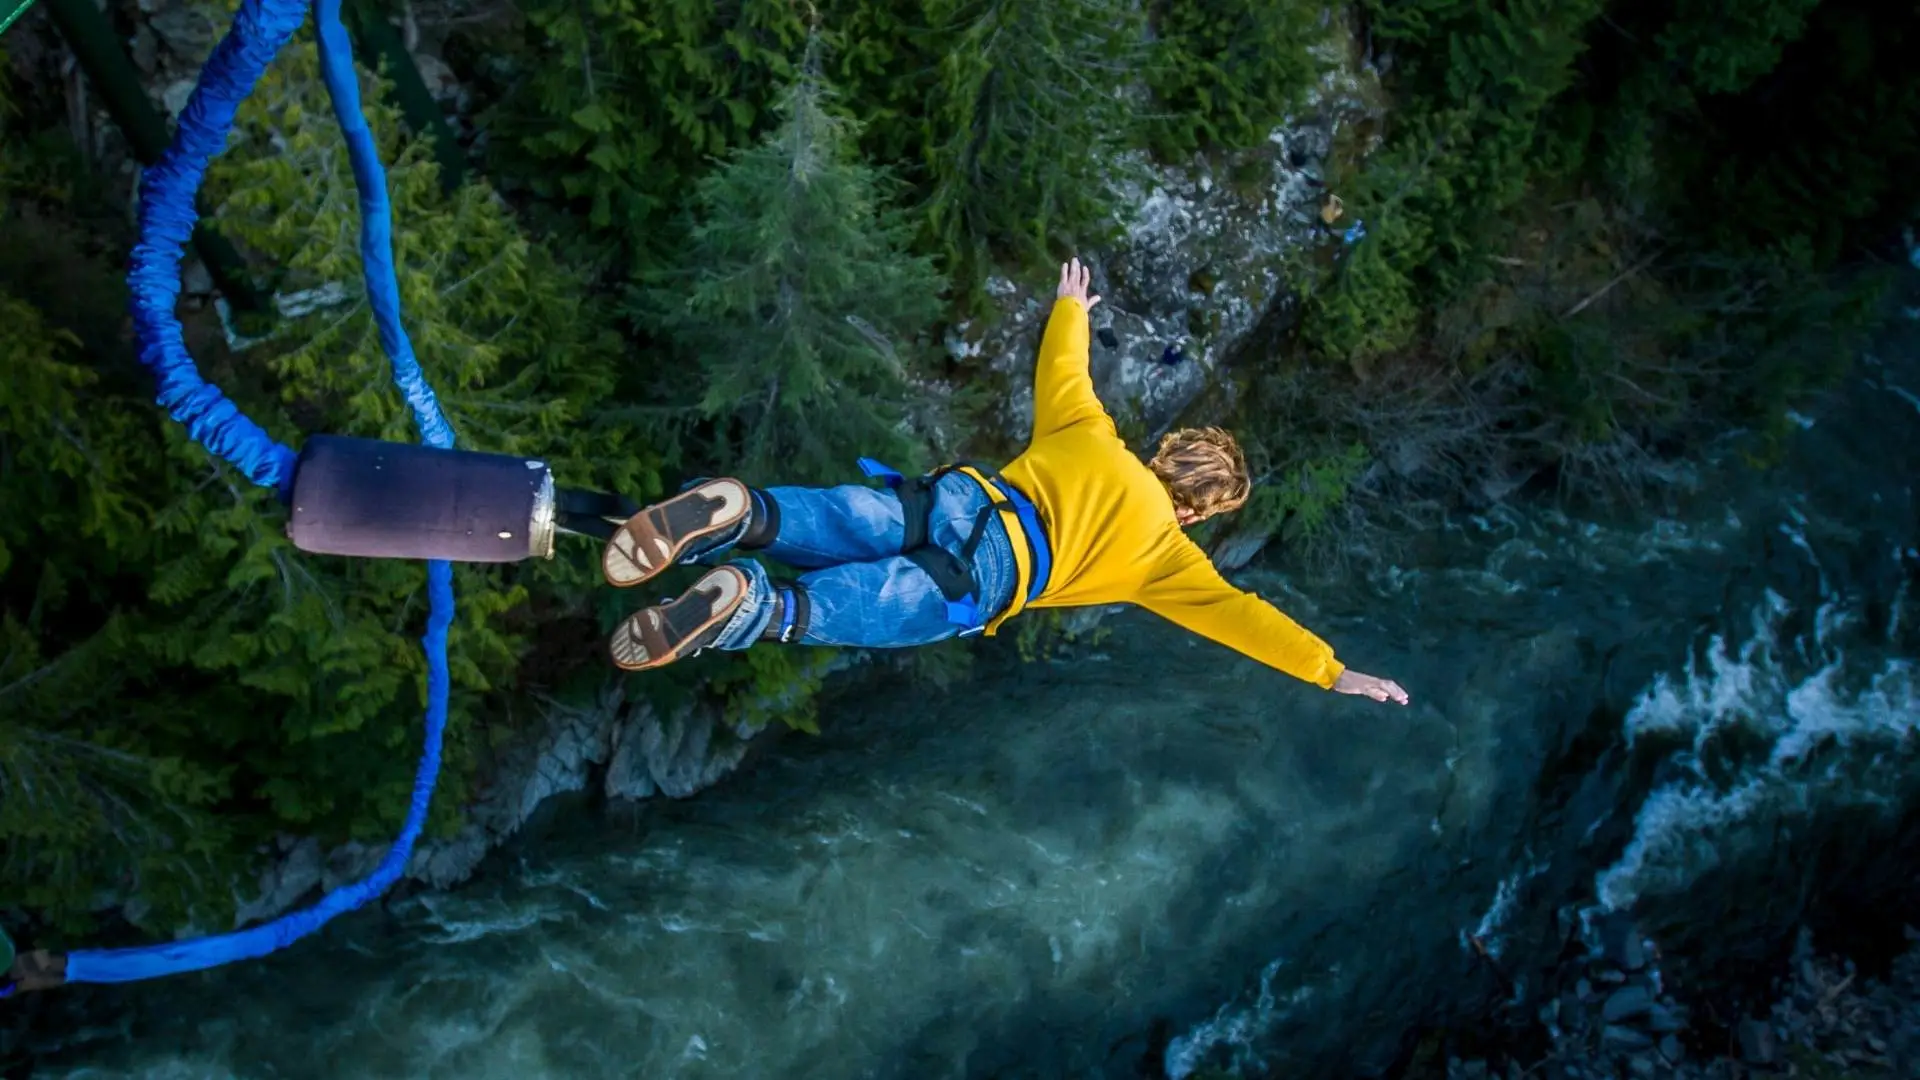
[341,0,464,193]
[11,0,468,320]
[40,0,272,316]
[0,0,35,37]
[0,0,37,37]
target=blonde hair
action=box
[1148,426,1250,520]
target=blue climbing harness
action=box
[856,457,1052,634]
[3,0,456,996]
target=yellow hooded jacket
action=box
[985,297,1345,690]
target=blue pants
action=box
[687,474,1020,650]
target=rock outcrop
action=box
[227,681,774,924]
[954,41,1383,452]
[1446,921,1920,1080]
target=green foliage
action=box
[1354,0,1602,293]
[183,34,649,836]
[1012,608,1113,664]
[0,67,247,930]
[921,0,1144,286]
[1296,0,1607,372]
[698,643,840,734]
[1646,0,1920,264]
[483,0,808,273]
[1264,0,1909,517]
[633,56,946,484]
[0,287,238,935]
[1654,0,1822,96]
[1143,0,1326,157]
[203,36,658,502]
[891,635,977,690]
[811,0,939,170]
[1247,443,1371,542]
[0,23,657,932]
[1298,214,1426,374]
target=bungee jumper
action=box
[212,259,1411,699]
[1,0,1402,1001]
[592,259,1411,707]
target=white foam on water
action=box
[1593,585,1918,914]
[1771,657,1918,767]
[1622,590,1793,749]
[408,891,572,945]
[1777,517,1833,597]
[1463,858,1548,960]
[1888,381,1920,416]
[1595,777,1777,912]
[1163,957,1312,1080]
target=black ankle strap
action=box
[739,487,780,550]
[760,583,811,643]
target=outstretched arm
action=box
[1136,541,1409,704]
[1032,259,1111,439]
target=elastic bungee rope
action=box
[3,0,455,994]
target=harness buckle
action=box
[859,458,1009,634]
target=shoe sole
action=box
[608,565,750,672]
[602,478,751,589]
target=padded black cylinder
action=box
[286,435,555,563]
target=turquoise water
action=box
[9,332,1920,1080]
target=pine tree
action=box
[638,43,946,486]
[1144,0,1326,157]
[0,19,656,932]
[811,0,939,170]
[0,47,237,933]
[490,0,809,276]
[0,279,235,934]
[921,0,1144,285]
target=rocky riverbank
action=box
[1439,919,1920,1080]
[952,18,1383,458]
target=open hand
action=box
[1333,669,1410,705]
[1057,258,1101,310]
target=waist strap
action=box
[856,458,1052,631]
[955,466,1049,612]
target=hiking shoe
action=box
[608,565,751,672]
[602,478,752,589]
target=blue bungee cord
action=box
[2,0,455,994]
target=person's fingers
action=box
[1087,294,1101,309]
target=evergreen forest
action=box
[1,0,1915,940]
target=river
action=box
[7,323,1919,1079]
